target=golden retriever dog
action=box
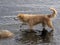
[16,8,57,31]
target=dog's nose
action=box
[13,17,19,21]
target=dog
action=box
[16,8,57,31]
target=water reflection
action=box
[15,28,53,45]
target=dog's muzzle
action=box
[13,17,19,21]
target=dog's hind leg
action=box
[47,21,54,31]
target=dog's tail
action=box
[47,8,57,18]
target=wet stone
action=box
[15,28,53,44]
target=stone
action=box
[0,30,14,38]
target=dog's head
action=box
[17,14,24,21]
[13,14,24,21]
[17,14,24,18]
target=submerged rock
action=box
[0,30,14,38]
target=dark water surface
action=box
[0,0,60,45]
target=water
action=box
[0,0,60,45]
[0,0,60,24]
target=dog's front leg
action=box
[28,20,34,31]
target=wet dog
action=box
[16,8,57,31]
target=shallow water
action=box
[0,21,60,45]
[0,0,60,45]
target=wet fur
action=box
[17,8,57,31]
